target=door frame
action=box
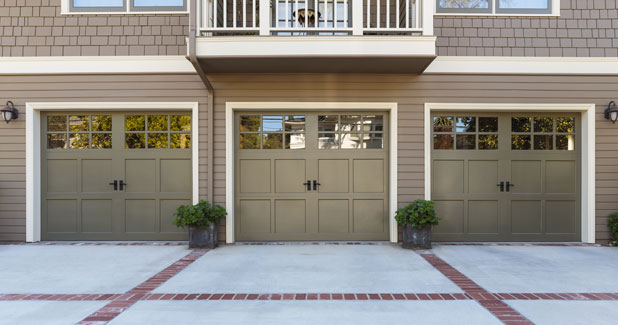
[25,102,200,242]
[424,103,596,243]
[226,102,398,243]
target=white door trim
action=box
[225,102,399,243]
[26,102,200,242]
[424,103,596,243]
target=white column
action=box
[421,0,433,35]
[259,0,270,35]
[352,0,363,35]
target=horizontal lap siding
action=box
[208,73,618,243]
[0,74,209,241]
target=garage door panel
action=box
[468,161,499,194]
[318,199,349,233]
[239,200,271,234]
[47,199,77,233]
[125,199,156,233]
[275,199,306,233]
[511,200,542,234]
[275,160,306,193]
[546,161,576,194]
[546,200,577,234]
[433,160,464,194]
[353,160,384,193]
[125,159,156,193]
[160,199,191,233]
[81,199,112,233]
[240,160,271,194]
[468,200,499,234]
[511,160,542,194]
[433,200,464,234]
[318,160,349,193]
[82,159,113,193]
[160,159,191,193]
[47,160,77,193]
[353,199,383,233]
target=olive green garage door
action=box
[235,112,389,241]
[431,112,581,242]
[41,112,192,241]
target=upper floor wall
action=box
[435,0,618,57]
[0,0,188,56]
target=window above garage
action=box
[436,0,559,16]
[63,0,188,14]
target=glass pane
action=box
[69,115,89,131]
[126,115,145,131]
[148,133,168,148]
[341,133,362,149]
[170,115,191,131]
[240,116,260,132]
[456,117,476,133]
[240,134,260,149]
[285,133,305,149]
[556,117,575,133]
[318,115,338,132]
[285,115,305,132]
[125,133,145,149]
[73,0,123,7]
[47,133,67,149]
[340,115,361,132]
[439,0,489,8]
[170,133,191,149]
[534,117,553,133]
[512,117,531,132]
[512,135,531,150]
[364,133,383,149]
[433,116,453,132]
[69,133,90,149]
[433,134,454,149]
[263,116,283,132]
[262,133,283,149]
[534,135,553,150]
[556,135,575,151]
[498,0,549,9]
[318,133,338,149]
[478,135,498,150]
[47,116,67,131]
[92,115,112,131]
[478,117,498,132]
[363,115,383,132]
[148,115,168,131]
[134,0,184,7]
[92,133,112,149]
[456,134,475,149]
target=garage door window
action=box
[433,115,498,150]
[125,114,191,149]
[511,116,575,151]
[47,114,112,149]
[318,114,383,149]
[239,115,306,149]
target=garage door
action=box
[431,112,580,242]
[42,112,192,240]
[235,112,389,241]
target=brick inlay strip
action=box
[419,251,533,325]
[75,249,208,325]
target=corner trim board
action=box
[225,102,398,244]
[25,102,200,242]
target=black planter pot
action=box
[189,223,218,248]
[402,224,432,249]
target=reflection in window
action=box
[48,116,67,132]
[240,133,260,149]
[498,0,549,9]
[126,133,145,149]
[262,116,283,132]
[69,115,89,131]
[47,133,67,149]
[340,115,361,132]
[92,115,112,131]
[456,117,476,133]
[478,117,498,132]
[556,117,575,133]
[69,133,90,149]
[92,133,112,149]
[170,134,191,149]
[438,0,489,8]
[240,115,305,150]
[512,135,531,150]
[432,115,497,150]
[456,134,475,149]
[73,0,123,7]
[319,114,384,150]
[556,135,575,151]
[148,115,168,131]
[318,133,338,149]
[125,114,190,149]
[148,133,168,148]
[240,116,260,132]
[285,115,305,132]
[433,116,454,132]
[433,134,454,149]
[341,133,362,149]
[263,133,283,149]
[534,135,553,150]
[47,114,112,149]
[534,117,553,133]
[479,134,498,150]
[126,115,146,131]
[512,117,531,132]
[318,115,338,132]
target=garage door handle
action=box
[313,180,321,191]
[496,182,504,192]
[506,182,515,192]
[303,181,311,191]
[109,180,118,191]
[119,180,127,191]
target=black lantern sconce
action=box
[605,101,618,124]
[1,101,18,124]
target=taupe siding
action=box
[435,1,618,57]
[0,0,188,56]
[0,74,210,241]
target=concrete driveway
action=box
[0,243,617,325]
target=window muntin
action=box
[432,115,498,150]
[46,114,113,149]
[318,114,384,150]
[70,0,186,13]
[511,116,575,151]
[125,114,191,149]
[239,115,306,150]
[437,0,551,14]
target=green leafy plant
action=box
[609,212,618,246]
[395,199,439,228]
[173,200,227,229]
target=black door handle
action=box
[303,180,311,191]
[119,180,127,191]
[496,181,504,192]
[313,180,321,191]
[109,180,118,191]
[506,182,515,192]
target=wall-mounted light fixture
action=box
[1,101,18,124]
[605,101,618,124]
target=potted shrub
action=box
[609,212,618,247]
[173,200,226,248]
[395,199,439,249]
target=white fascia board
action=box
[0,56,196,75]
[425,56,618,75]
[196,36,438,58]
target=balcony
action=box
[194,0,436,73]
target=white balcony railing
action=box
[199,0,429,36]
